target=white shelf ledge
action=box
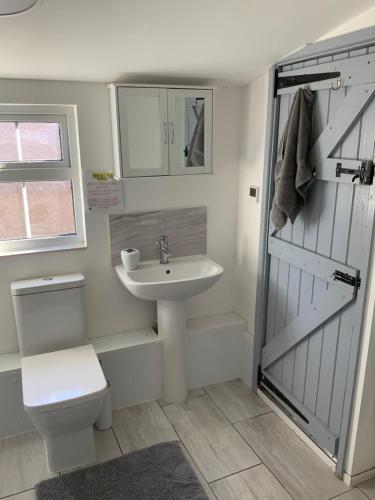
[92,328,160,354]
[0,312,246,374]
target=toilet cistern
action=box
[11,274,109,472]
[157,235,172,264]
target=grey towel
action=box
[187,104,205,167]
[271,88,315,230]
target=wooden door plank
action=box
[261,287,353,369]
[265,256,279,343]
[272,259,289,381]
[304,277,325,413]
[267,91,290,379]
[281,264,300,391]
[310,83,375,162]
[292,271,312,402]
[316,312,340,425]
[328,85,365,435]
[331,184,354,263]
[315,87,346,426]
[268,237,359,292]
[329,306,355,435]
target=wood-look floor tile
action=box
[359,478,375,499]
[332,489,370,500]
[211,464,292,500]
[5,490,36,499]
[158,387,205,407]
[179,443,217,500]
[0,431,55,498]
[112,401,178,453]
[163,395,260,482]
[236,412,349,500]
[94,428,122,463]
[205,379,271,423]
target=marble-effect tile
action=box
[359,478,375,499]
[94,428,122,463]
[112,401,178,453]
[0,431,55,498]
[332,489,370,500]
[236,412,349,500]
[205,378,271,423]
[163,395,261,482]
[211,464,292,500]
[109,207,207,265]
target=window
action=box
[0,105,86,255]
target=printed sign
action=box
[85,172,124,212]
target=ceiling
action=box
[0,0,374,84]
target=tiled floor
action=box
[0,379,374,500]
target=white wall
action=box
[235,15,375,477]
[234,74,268,331]
[318,4,375,40]
[0,79,241,354]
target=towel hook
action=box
[331,77,342,91]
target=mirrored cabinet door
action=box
[117,87,169,177]
[168,89,212,175]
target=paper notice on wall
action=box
[85,172,124,212]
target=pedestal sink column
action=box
[157,299,188,404]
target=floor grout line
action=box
[110,426,124,456]
[229,408,273,425]
[159,405,219,498]
[160,389,280,495]
[0,383,359,500]
[230,414,298,500]
[327,487,360,500]
[208,463,264,485]
[0,488,34,500]
[179,442,220,500]
[358,483,375,500]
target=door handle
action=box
[170,122,175,145]
[163,122,168,144]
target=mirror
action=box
[174,96,205,169]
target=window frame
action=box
[0,104,86,256]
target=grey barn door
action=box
[260,48,375,460]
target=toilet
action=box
[11,274,108,472]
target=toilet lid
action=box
[22,344,107,412]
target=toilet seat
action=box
[21,344,107,413]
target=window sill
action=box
[0,241,87,258]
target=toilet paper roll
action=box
[121,248,140,270]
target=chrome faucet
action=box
[158,235,172,264]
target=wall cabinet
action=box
[109,85,213,178]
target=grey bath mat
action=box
[36,441,208,499]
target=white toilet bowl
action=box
[22,344,108,472]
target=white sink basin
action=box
[115,254,223,404]
[115,255,223,301]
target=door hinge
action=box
[332,270,361,289]
[336,160,374,185]
[275,70,340,95]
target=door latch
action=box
[332,270,361,289]
[336,160,374,185]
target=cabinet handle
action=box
[170,122,175,145]
[163,122,168,144]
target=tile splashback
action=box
[109,207,207,266]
